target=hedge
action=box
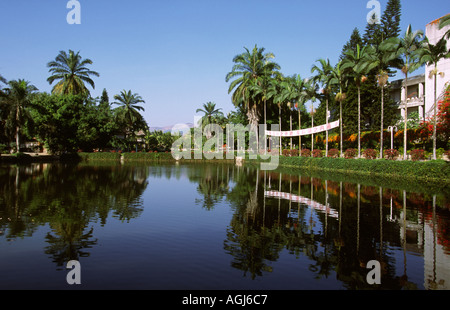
[77,152,121,161]
[273,156,450,183]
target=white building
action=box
[391,14,450,121]
[424,15,450,118]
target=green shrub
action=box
[268,156,449,183]
[78,152,121,161]
[122,151,175,161]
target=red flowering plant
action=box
[417,85,450,144]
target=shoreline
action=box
[2,151,449,184]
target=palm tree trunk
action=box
[340,100,343,157]
[403,75,408,160]
[298,108,301,156]
[290,110,292,151]
[358,87,361,158]
[380,87,384,159]
[311,104,314,154]
[15,105,20,153]
[279,104,282,155]
[433,64,437,160]
[326,98,329,157]
[264,99,267,153]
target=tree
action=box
[113,90,147,150]
[340,28,363,61]
[267,75,286,154]
[99,88,109,106]
[196,101,223,139]
[419,36,450,159]
[2,80,38,152]
[381,0,402,40]
[342,45,376,158]
[438,14,450,40]
[47,50,99,96]
[363,0,401,45]
[329,61,347,155]
[280,75,308,154]
[312,59,334,156]
[226,45,280,145]
[303,78,320,153]
[389,25,424,159]
[364,39,400,158]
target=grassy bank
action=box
[3,152,448,186]
[268,156,450,184]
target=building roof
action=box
[390,74,425,89]
[427,13,450,26]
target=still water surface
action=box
[0,162,449,290]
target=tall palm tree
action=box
[389,25,424,159]
[303,78,320,154]
[329,61,347,155]
[312,59,334,157]
[366,39,400,158]
[439,14,450,40]
[196,101,223,138]
[2,79,38,152]
[249,69,279,151]
[0,74,7,97]
[341,45,376,158]
[289,75,309,154]
[47,50,99,96]
[226,45,280,146]
[113,90,146,147]
[419,36,449,159]
[267,76,285,154]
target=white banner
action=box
[265,190,339,218]
[266,120,339,137]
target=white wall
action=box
[424,16,450,117]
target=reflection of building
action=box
[390,15,450,122]
[396,205,450,290]
[424,216,450,290]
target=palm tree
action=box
[2,79,38,152]
[196,101,223,138]
[267,76,285,154]
[312,59,334,157]
[419,36,449,159]
[226,45,280,147]
[439,14,450,40]
[389,25,424,160]
[289,75,309,154]
[279,77,297,151]
[366,39,400,158]
[47,50,99,96]
[249,69,279,151]
[341,46,377,158]
[329,61,347,155]
[113,90,146,148]
[0,74,7,97]
[303,78,320,154]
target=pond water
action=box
[0,162,449,290]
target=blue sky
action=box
[0,0,447,127]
